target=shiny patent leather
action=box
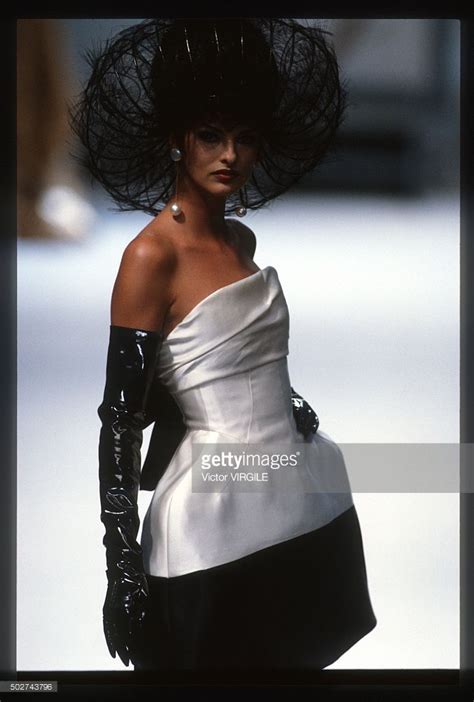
[290,386,320,438]
[97,324,163,667]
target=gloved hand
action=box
[97,324,163,667]
[291,386,319,439]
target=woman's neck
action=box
[161,175,233,242]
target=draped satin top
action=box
[140,266,353,578]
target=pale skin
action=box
[110,115,261,337]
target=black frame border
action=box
[4,7,473,701]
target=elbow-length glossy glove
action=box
[291,386,319,439]
[97,324,163,667]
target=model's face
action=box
[178,118,261,199]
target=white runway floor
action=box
[17,190,459,670]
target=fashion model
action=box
[68,17,377,675]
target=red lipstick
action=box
[212,169,239,181]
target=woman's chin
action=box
[207,182,242,198]
[189,178,245,202]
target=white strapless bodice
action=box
[141,266,353,577]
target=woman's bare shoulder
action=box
[110,226,177,331]
[127,221,177,268]
[226,218,257,260]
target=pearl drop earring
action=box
[170,147,182,217]
[235,188,247,217]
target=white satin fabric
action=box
[141,266,354,577]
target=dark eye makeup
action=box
[197,129,220,143]
[196,125,259,146]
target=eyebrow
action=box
[200,122,258,134]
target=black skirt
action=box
[133,504,376,676]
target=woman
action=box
[68,17,377,676]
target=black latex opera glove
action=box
[290,386,319,439]
[97,324,163,667]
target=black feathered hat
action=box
[67,17,347,216]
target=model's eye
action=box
[238,133,258,146]
[197,129,220,143]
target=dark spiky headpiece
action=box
[67,17,347,216]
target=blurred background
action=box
[17,19,460,671]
